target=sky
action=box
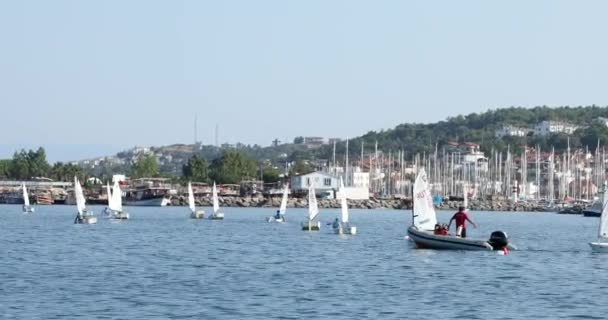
[2,1,608,162]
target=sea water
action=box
[0,205,606,319]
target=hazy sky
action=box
[2,1,608,162]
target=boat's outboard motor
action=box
[488,231,509,250]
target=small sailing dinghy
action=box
[109,181,129,220]
[73,177,97,224]
[209,182,224,220]
[103,183,113,217]
[589,197,608,252]
[22,183,34,213]
[407,169,511,251]
[333,178,356,235]
[188,182,205,219]
[267,185,288,223]
[301,184,321,231]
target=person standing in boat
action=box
[447,206,477,238]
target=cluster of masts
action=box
[327,139,607,201]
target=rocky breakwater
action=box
[169,195,410,210]
[438,199,549,212]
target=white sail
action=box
[188,182,196,212]
[22,183,30,207]
[412,168,437,231]
[213,182,220,213]
[279,185,288,215]
[308,184,319,221]
[599,196,608,239]
[340,177,348,223]
[74,177,86,215]
[110,181,123,212]
[106,183,112,208]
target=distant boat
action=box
[22,183,34,213]
[109,181,129,220]
[123,178,171,207]
[301,184,321,231]
[103,183,113,217]
[267,185,288,223]
[74,177,97,224]
[188,182,205,219]
[209,182,224,220]
[584,182,606,217]
[407,169,512,251]
[589,197,608,252]
[333,178,356,235]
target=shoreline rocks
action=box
[169,195,551,212]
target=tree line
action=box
[0,147,85,181]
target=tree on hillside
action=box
[0,160,10,179]
[208,150,256,184]
[262,167,281,183]
[130,154,158,178]
[28,147,50,178]
[182,155,209,182]
[289,160,314,176]
[580,125,608,151]
[50,162,85,182]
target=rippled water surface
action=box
[1,205,607,319]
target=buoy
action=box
[497,247,509,255]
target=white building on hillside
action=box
[533,121,578,136]
[495,125,528,138]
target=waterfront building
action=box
[290,171,339,196]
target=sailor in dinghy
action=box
[267,184,288,222]
[73,177,97,224]
[406,169,512,251]
[333,177,356,235]
[188,182,205,219]
[301,184,321,231]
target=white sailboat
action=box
[589,196,608,252]
[301,183,321,231]
[209,182,224,220]
[268,184,288,222]
[407,168,511,250]
[109,181,129,219]
[22,183,34,213]
[103,183,113,217]
[74,177,97,224]
[333,178,356,235]
[189,182,205,219]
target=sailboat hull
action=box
[267,216,286,223]
[22,206,34,213]
[407,225,503,251]
[334,222,357,235]
[301,220,320,231]
[209,212,224,220]
[112,212,129,220]
[190,210,205,219]
[589,242,608,252]
[75,216,97,224]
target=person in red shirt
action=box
[447,206,477,238]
